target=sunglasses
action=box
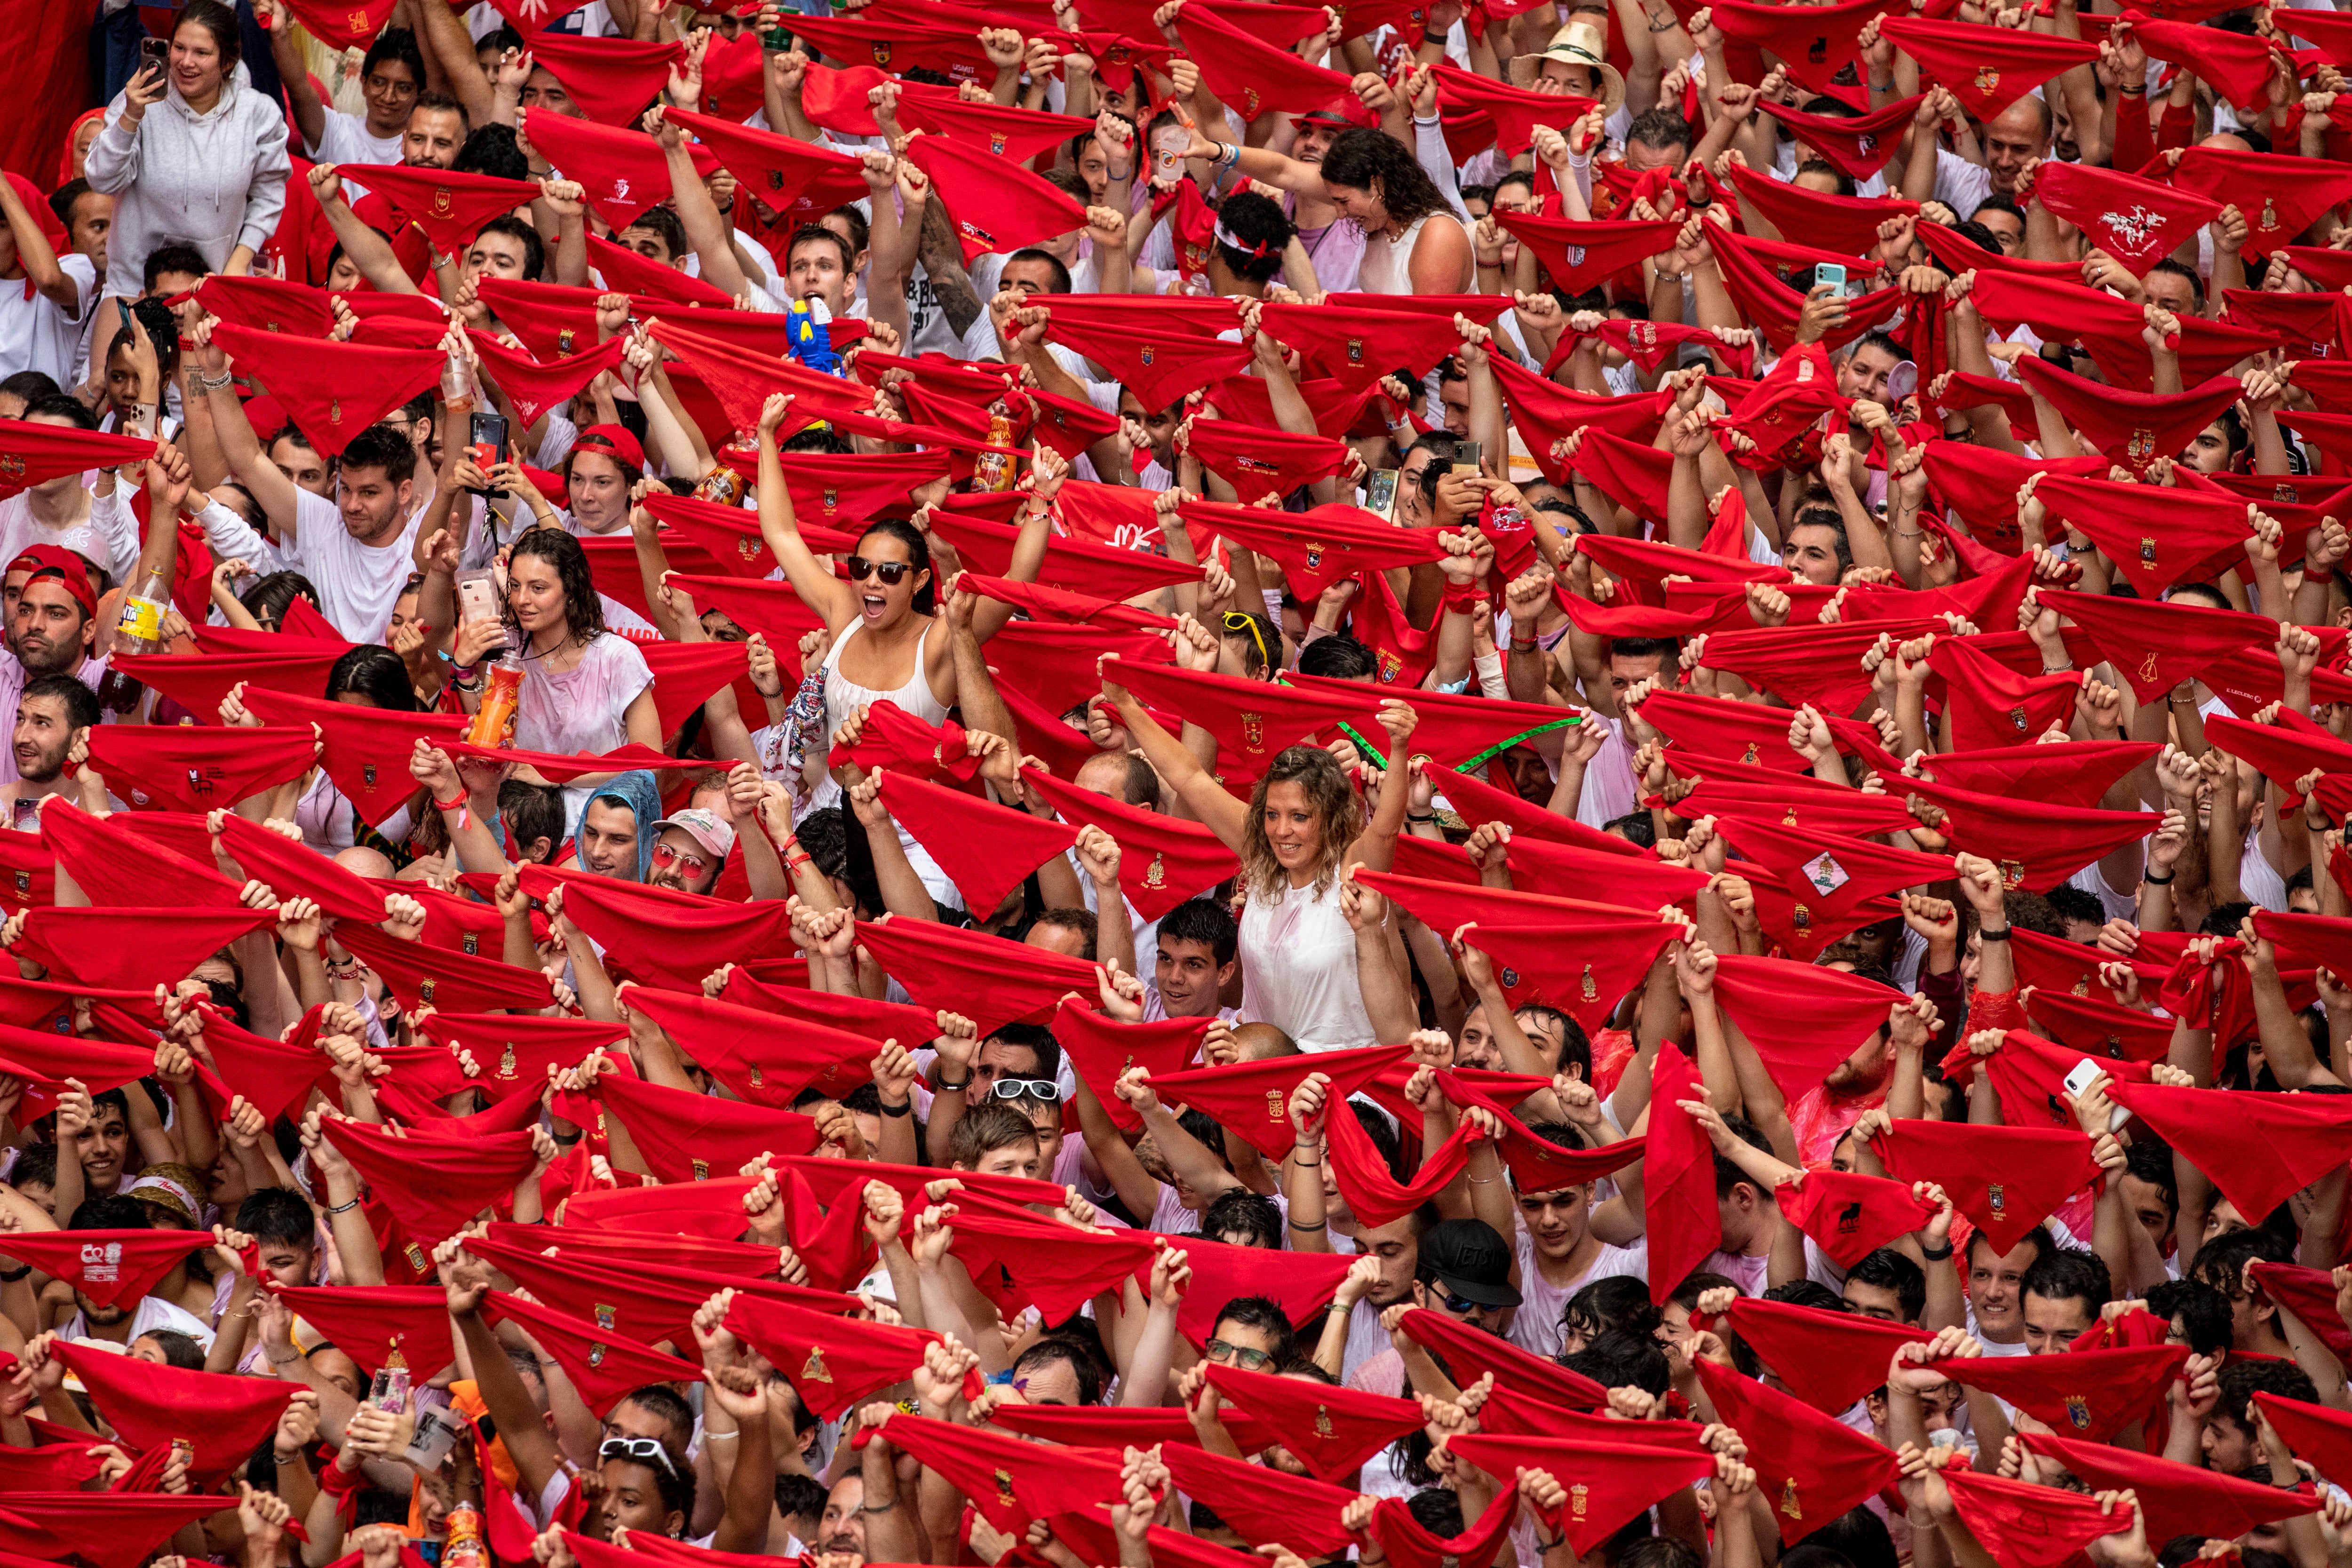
[1433,1284,1485,1315]
[990,1078,1061,1104]
[652,843,710,876]
[1221,611,1271,672]
[1205,1340,1273,1370]
[847,556,914,585]
[600,1436,679,1478]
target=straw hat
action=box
[1508,20,1627,118]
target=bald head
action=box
[1981,96,2052,196]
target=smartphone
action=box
[1451,439,1481,477]
[455,566,509,643]
[10,799,37,833]
[467,412,508,499]
[1151,122,1191,184]
[139,36,168,79]
[368,1363,412,1415]
[1364,468,1399,522]
[2061,1057,2132,1130]
[1814,262,1848,299]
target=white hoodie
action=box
[84,72,290,299]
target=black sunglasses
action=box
[847,556,913,585]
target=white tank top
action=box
[820,619,947,733]
[1238,879,1377,1053]
[1355,213,1471,296]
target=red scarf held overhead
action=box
[1877,16,2098,117]
[2022,1431,2319,1544]
[0,1229,208,1309]
[1145,1042,1412,1161]
[1017,767,1240,921]
[1870,1116,2100,1254]
[326,1116,543,1239]
[1718,1296,1930,1413]
[902,131,1087,265]
[2105,1079,2352,1223]
[1692,1360,1900,1543]
[526,31,684,125]
[1777,1168,1941,1269]
[874,768,1078,919]
[1138,1231,1359,1348]
[52,1341,294,1484]
[2034,587,2270,703]
[82,724,314,814]
[1201,1362,1422,1482]
[1938,1469,2136,1568]
[480,1289,706,1416]
[214,324,447,459]
[13,905,275,993]
[338,162,541,255]
[848,912,1104,1035]
[1707,953,1908,1098]
[727,1290,966,1419]
[1896,772,2163,896]
[1927,1344,2191,1442]
[1446,1434,1713,1556]
[853,1413,1130,1534]
[2030,160,2218,276]
[467,331,630,429]
[1643,1046,1718,1307]
[269,1283,456,1377]
[1050,999,1206,1133]
[1159,1442,1360,1554]
[592,1070,822,1183]
[0,1491,239,1568]
[2014,358,2244,478]
[1756,95,1924,179]
[946,1199,1160,1325]
[1923,635,2080,751]
[1176,2,1358,117]
[519,105,711,231]
[617,984,874,1107]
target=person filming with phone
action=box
[82,0,287,309]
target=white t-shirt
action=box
[1509,1226,1646,1359]
[201,486,419,642]
[309,108,404,167]
[515,631,652,758]
[0,255,97,389]
[0,482,137,584]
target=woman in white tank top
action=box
[1102,666,1423,1052]
[751,393,1062,792]
[1317,129,1474,296]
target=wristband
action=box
[325,1197,361,1216]
[2142,869,2174,885]
[1978,927,2010,942]
[433,792,469,812]
[937,1072,971,1092]
[0,1265,26,1282]
[878,1098,913,1118]
[1919,1239,1953,1261]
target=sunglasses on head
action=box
[847,556,914,585]
[600,1436,679,1478]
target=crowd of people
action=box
[6,0,2352,1566]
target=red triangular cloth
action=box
[84,724,315,813]
[1644,1046,1718,1306]
[342,162,540,255]
[1178,2,1358,118]
[1756,95,1923,179]
[1718,1295,1929,1413]
[1897,773,2163,895]
[1183,416,1351,502]
[0,1493,237,1568]
[1692,1359,1900,1544]
[332,920,554,1014]
[875,768,1078,917]
[1778,1168,1941,1269]
[903,130,1088,265]
[2015,357,2244,478]
[2037,586,2272,702]
[1709,953,1910,1096]
[269,1282,455,1377]
[1445,1434,1712,1555]
[481,1287,706,1415]
[1452,912,1683,1032]
[526,32,683,125]
[214,323,445,459]
[1870,1116,2099,1254]
[617,984,877,1106]
[326,1116,541,1239]
[1927,1344,2190,1442]
[2105,1079,2352,1223]
[1145,1042,1411,1161]
[1939,1469,2137,1568]
[1050,998,1205,1133]
[1019,767,1239,920]
[469,331,631,429]
[53,1340,293,1483]
[13,905,273,991]
[850,914,1104,1035]
[591,1070,821,1182]
[728,1291,961,1421]
[2023,1430,2317,1542]
[1923,635,2081,751]
[2031,160,2218,277]
[853,1413,1129,1533]
[1159,1443,1358,1553]
[1878,16,2098,118]
[534,874,793,992]
[0,1229,209,1309]
[1202,1361,1421,1482]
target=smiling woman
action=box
[81,0,289,300]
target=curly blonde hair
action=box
[1241,746,1363,904]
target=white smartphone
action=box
[1814,262,1848,299]
[2061,1057,2131,1131]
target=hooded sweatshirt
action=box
[83,73,290,299]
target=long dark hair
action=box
[508,525,606,649]
[856,519,935,616]
[326,645,421,713]
[1318,128,1450,230]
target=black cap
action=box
[1421,1218,1521,1309]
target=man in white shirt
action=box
[196,346,425,643]
[262,9,430,169]
[0,175,94,389]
